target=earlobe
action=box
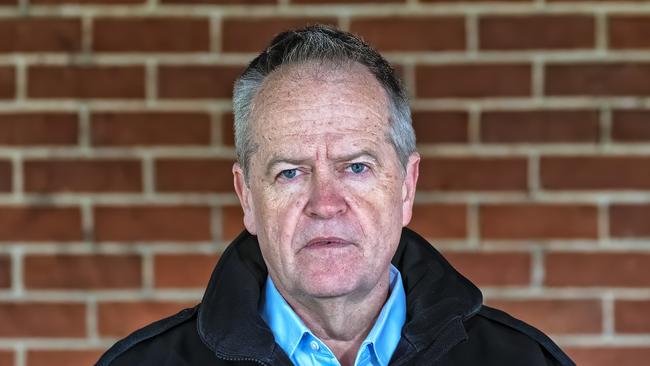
[401,153,420,227]
[232,163,257,235]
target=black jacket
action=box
[97,229,575,366]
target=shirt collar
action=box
[260,265,406,365]
[259,274,311,358]
[358,265,406,365]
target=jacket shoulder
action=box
[95,305,199,366]
[474,305,575,366]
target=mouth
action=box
[304,237,355,249]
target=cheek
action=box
[346,176,403,231]
[253,185,306,244]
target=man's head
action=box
[231,25,419,304]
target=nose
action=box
[304,172,347,219]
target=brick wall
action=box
[0,1,648,365]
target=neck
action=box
[279,273,391,366]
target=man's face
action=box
[233,63,419,303]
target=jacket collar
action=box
[197,228,483,364]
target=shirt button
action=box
[310,341,320,351]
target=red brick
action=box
[158,65,242,99]
[407,204,467,239]
[24,159,142,193]
[443,252,531,286]
[546,252,650,287]
[98,301,195,337]
[221,112,235,146]
[616,300,650,333]
[545,63,650,96]
[0,160,10,192]
[610,16,650,49]
[480,15,595,50]
[93,18,210,53]
[91,112,211,146]
[0,351,12,366]
[154,254,218,288]
[27,350,104,366]
[541,156,650,190]
[222,205,244,241]
[416,64,531,98]
[480,204,598,240]
[419,157,528,191]
[0,113,78,145]
[412,111,468,143]
[0,67,14,99]
[565,348,650,366]
[481,110,600,143]
[612,110,650,142]
[0,302,85,337]
[423,0,528,2]
[487,299,602,334]
[162,0,274,3]
[0,18,81,52]
[24,254,141,289]
[295,0,401,2]
[0,256,9,288]
[95,205,212,242]
[156,158,236,193]
[610,204,650,238]
[0,206,82,241]
[222,18,338,52]
[33,0,142,3]
[350,17,464,51]
[28,65,145,99]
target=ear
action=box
[233,162,257,235]
[401,153,420,227]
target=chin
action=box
[296,269,370,299]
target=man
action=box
[97,25,575,366]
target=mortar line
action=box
[598,201,610,247]
[532,57,545,99]
[81,198,94,244]
[595,9,608,54]
[11,247,24,298]
[211,109,223,146]
[210,15,222,54]
[142,249,155,292]
[530,246,545,288]
[15,343,25,366]
[528,153,540,197]
[145,59,158,106]
[11,153,23,201]
[81,15,94,55]
[14,57,26,102]
[87,296,99,341]
[468,105,481,145]
[466,11,479,56]
[467,201,480,249]
[78,105,91,149]
[142,153,156,198]
[600,106,613,146]
[211,206,223,246]
[603,291,615,337]
[402,62,416,101]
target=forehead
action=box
[249,63,391,146]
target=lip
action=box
[304,237,355,249]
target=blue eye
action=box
[349,163,367,174]
[280,169,298,179]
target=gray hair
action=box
[232,25,416,181]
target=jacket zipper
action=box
[214,352,269,365]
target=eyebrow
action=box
[264,149,381,177]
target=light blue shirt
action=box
[260,265,406,366]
